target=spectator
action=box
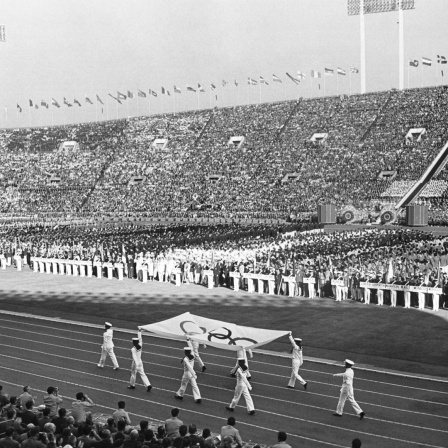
[90,429,113,448]
[122,430,141,448]
[165,409,182,440]
[17,387,35,410]
[201,430,214,448]
[0,386,9,409]
[51,408,69,435]
[71,393,95,426]
[0,427,20,448]
[220,418,242,448]
[137,422,149,443]
[21,426,47,448]
[66,418,78,437]
[20,402,38,427]
[38,409,52,432]
[187,425,204,448]
[102,419,117,435]
[43,388,62,419]
[272,432,291,448]
[113,422,130,443]
[112,402,131,427]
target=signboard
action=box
[348,0,415,16]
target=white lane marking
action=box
[0,328,446,412]
[0,365,347,448]
[1,310,447,385]
[1,362,445,448]
[1,340,448,430]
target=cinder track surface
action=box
[0,267,448,447]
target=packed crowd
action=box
[1,86,448,220]
[1,222,447,309]
[0,384,285,448]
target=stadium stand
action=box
[1,86,448,222]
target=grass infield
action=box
[0,267,447,378]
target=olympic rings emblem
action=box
[207,327,258,346]
[180,320,207,335]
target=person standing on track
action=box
[127,328,152,392]
[98,322,120,370]
[174,347,202,403]
[286,332,307,390]
[333,359,365,420]
[186,335,206,372]
[226,358,255,415]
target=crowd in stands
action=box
[0,384,282,448]
[1,86,448,221]
[1,222,447,309]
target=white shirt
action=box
[131,332,144,367]
[289,335,303,364]
[103,329,114,348]
[182,356,196,377]
[235,367,251,389]
[334,367,354,390]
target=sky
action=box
[0,0,447,128]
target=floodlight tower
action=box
[348,0,415,93]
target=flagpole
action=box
[349,71,352,95]
[337,73,339,94]
[421,62,423,88]
[259,81,261,104]
[137,93,139,117]
[407,63,410,89]
[28,105,31,127]
[398,1,404,90]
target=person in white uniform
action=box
[226,359,255,415]
[127,329,152,392]
[186,336,206,372]
[230,347,252,380]
[97,322,120,370]
[333,359,365,419]
[286,333,307,390]
[174,347,202,403]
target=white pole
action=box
[407,63,410,89]
[360,0,366,94]
[398,0,404,90]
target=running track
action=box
[0,312,447,448]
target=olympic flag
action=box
[140,312,289,351]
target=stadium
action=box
[0,0,448,447]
